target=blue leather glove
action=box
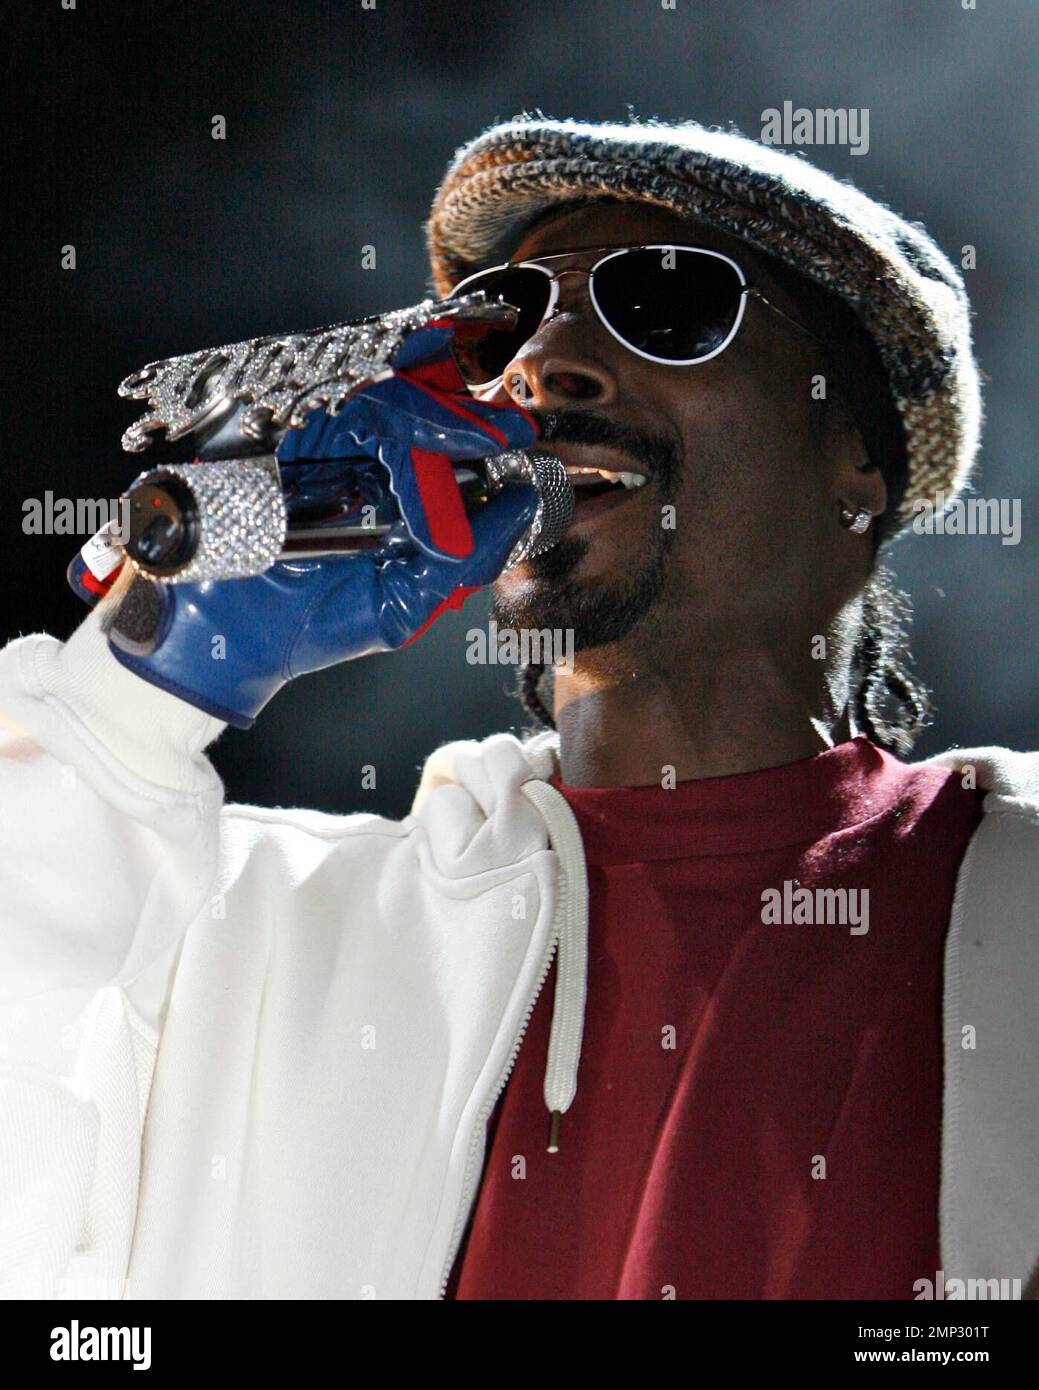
[69,322,539,728]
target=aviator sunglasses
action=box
[447,243,820,388]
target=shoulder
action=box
[915,747,1039,926]
[911,745,1039,821]
[217,727,556,878]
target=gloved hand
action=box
[68,319,539,728]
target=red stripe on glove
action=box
[396,366,523,449]
[410,448,474,558]
[401,584,481,647]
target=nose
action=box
[494,274,619,410]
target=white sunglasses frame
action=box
[447,243,808,390]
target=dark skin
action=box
[478,201,888,787]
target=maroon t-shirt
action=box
[446,736,984,1300]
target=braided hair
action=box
[849,563,933,754]
[518,660,557,734]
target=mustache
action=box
[530,408,683,490]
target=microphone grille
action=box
[493,450,574,570]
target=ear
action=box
[827,394,888,524]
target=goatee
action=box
[491,407,683,652]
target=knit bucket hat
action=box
[425,115,983,536]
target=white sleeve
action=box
[0,605,227,1297]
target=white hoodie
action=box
[1,609,1037,1301]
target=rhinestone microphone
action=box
[120,446,573,583]
[109,294,574,584]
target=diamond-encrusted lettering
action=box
[117,296,496,453]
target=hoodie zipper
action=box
[436,758,589,1299]
[438,921,560,1298]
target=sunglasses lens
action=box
[593,249,745,362]
[448,268,552,384]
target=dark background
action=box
[4,0,1036,818]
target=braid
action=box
[851,565,933,754]
[517,661,556,731]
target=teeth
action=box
[603,470,646,490]
[564,465,647,490]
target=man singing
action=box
[1,117,1036,1301]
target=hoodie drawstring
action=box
[520,774,589,1153]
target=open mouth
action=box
[560,460,650,527]
[539,442,650,530]
[563,465,649,502]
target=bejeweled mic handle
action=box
[119,449,572,583]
